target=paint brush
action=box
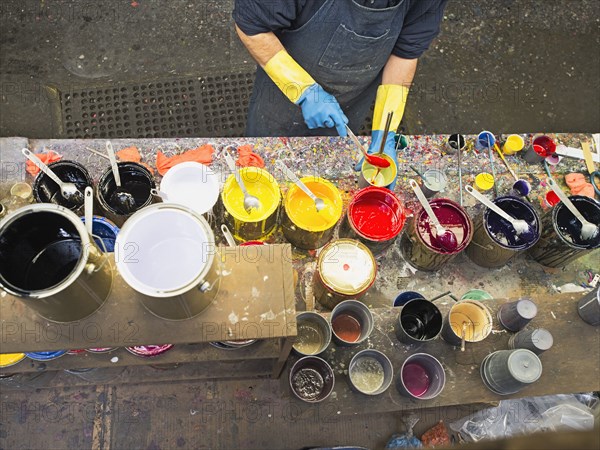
[372,112,394,183]
[458,143,463,206]
[494,143,518,181]
[486,135,499,198]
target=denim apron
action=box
[246,0,410,137]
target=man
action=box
[233,0,448,176]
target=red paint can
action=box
[126,345,174,358]
[342,187,406,256]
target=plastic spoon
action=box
[277,161,325,212]
[409,179,458,252]
[221,224,236,247]
[84,187,94,236]
[345,125,390,168]
[106,142,136,215]
[22,148,84,206]
[465,185,532,236]
[223,148,261,214]
[547,178,599,240]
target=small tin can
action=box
[498,299,538,332]
[508,328,554,355]
[80,215,120,253]
[348,349,393,396]
[282,177,343,250]
[0,353,26,368]
[32,160,92,215]
[396,299,443,344]
[330,300,374,346]
[397,353,446,400]
[341,187,406,256]
[578,287,600,326]
[359,155,397,189]
[419,169,448,198]
[441,300,493,346]
[25,350,67,361]
[445,134,466,154]
[400,198,473,271]
[289,356,335,403]
[313,239,377,310]
[86,348,117,354]
[126,345,174,358]
[480,349,542,395]
[293,312,332,356]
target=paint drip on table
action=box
[349,357,385,394]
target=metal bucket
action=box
[341,187,406,256]
[359,155,397,189]
[126,345,174,358]
[313,239,377,310]
[497,299,537,331]
[115,203,220,320]
[282,176,343,250]
[441,300,493,346]
[397,353,446,400]
[221,167,281,241]
[32,160,92,214]
[508,328,554,355]
[0,204,113,322]
[578,287,600,326]
[396,299,443,344]
[465,196,541,268]
[293,312,332,356]
[480,349,542,395]
[330,300,374,346]
[97,162,156,227]
[400,198,473,271]
[289,356,335,403]
[348,349,393,396]
[529,196,600,268]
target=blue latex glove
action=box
[354,130,398,189]
[297,84,348,137]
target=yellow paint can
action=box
[222,167,281,241]
[282,177,343,249]
[0,353,26,368]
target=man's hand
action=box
[297,84,348,137]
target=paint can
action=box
[86,348,116,354]
[522,134,556,164]
[543,191,561,210]
[0,353,26,368]
[502,135,525,155]
[115,203,220,320]
[313,239,377,310]
[577,287,600,326]
[419,169,448,198]
[293,312,332,356]
[465,196,541,268]
[210,340,257,350]
[395,134,410,150]
[397,353,446,400]
[400,198,473,272]
[508,328,554,355]
[480,349,542,395]
[529,196,600,268]
[474,131,496,151]
[97,162,156,227]
[341,187,406,255]
[289,356,335,403]
[396,299,443,344]
[80,216,120,253]
[32,160,92,214]
[0,204,113,322]
[445,134,466,154]
[330,300,374,346]
[461,289,493,301]
[359,155,397,189]
[222,167,281,241]
[393,291,425,307]
[25,350,67,361]
[126,345,174,357]
[441,300,493,346]
[497,299,537,331]
[509,179,531,198]
[474,173,495,192]
[282,177,343,250]
[348,349,393,396]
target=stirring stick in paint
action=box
[371,112,394,184]
[461,322,468,352]
[486,135,499,198]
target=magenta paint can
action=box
[399,198,473,271]
[86,348,116,354]
[126,345,174,358]
[466,196,541,268]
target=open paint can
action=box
[115,203,220,320]
[330,300,374,346]
[97,162,156,226]
[293,312,332,356]
[32,160,92,214]
[461,289,493,301]
[348,349,393,396]
[126,345,174,357]
[445,134,466,154]
[25,350,67,361]
[502,135,525,155]
[80,216,120,253]
[522,134,556,164]
[359,155,397,189]
[313,239,377,309]
[342,187,406,255]
[419,169,448,198]
[480,349,542,395]
[393,291,425,307]
[282,177,343,250]
[0,204,113,322]
[529,196,600,268]
[0,353,26,368]
[400,198,473,271]
[289,356,335,403]
[397,353,446,400]
[465,196,541,268]
[474,131,496,151]
[578,287,600,326]
[396,299,443,344]
[222,167,281,241]
[441,300,493,346]
[154,162,220,216]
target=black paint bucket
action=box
[0,204,113,322]
[32,160,91,213]
[97,162,156,226]
[396,299,443,344]
[529,196,600,268]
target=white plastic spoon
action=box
[277,161,325,212]
[548,178,599,240]
[465,185,531,235]
[84,187,94,236]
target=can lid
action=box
[516,299,538,319]
[507,349,543,383]
[318,239,376,295]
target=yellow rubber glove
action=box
[263,50,316,103]
[372,84,410,133]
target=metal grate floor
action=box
[60,71,372,139]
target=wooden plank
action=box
[281,293,600,413]
[0,245,297,353]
